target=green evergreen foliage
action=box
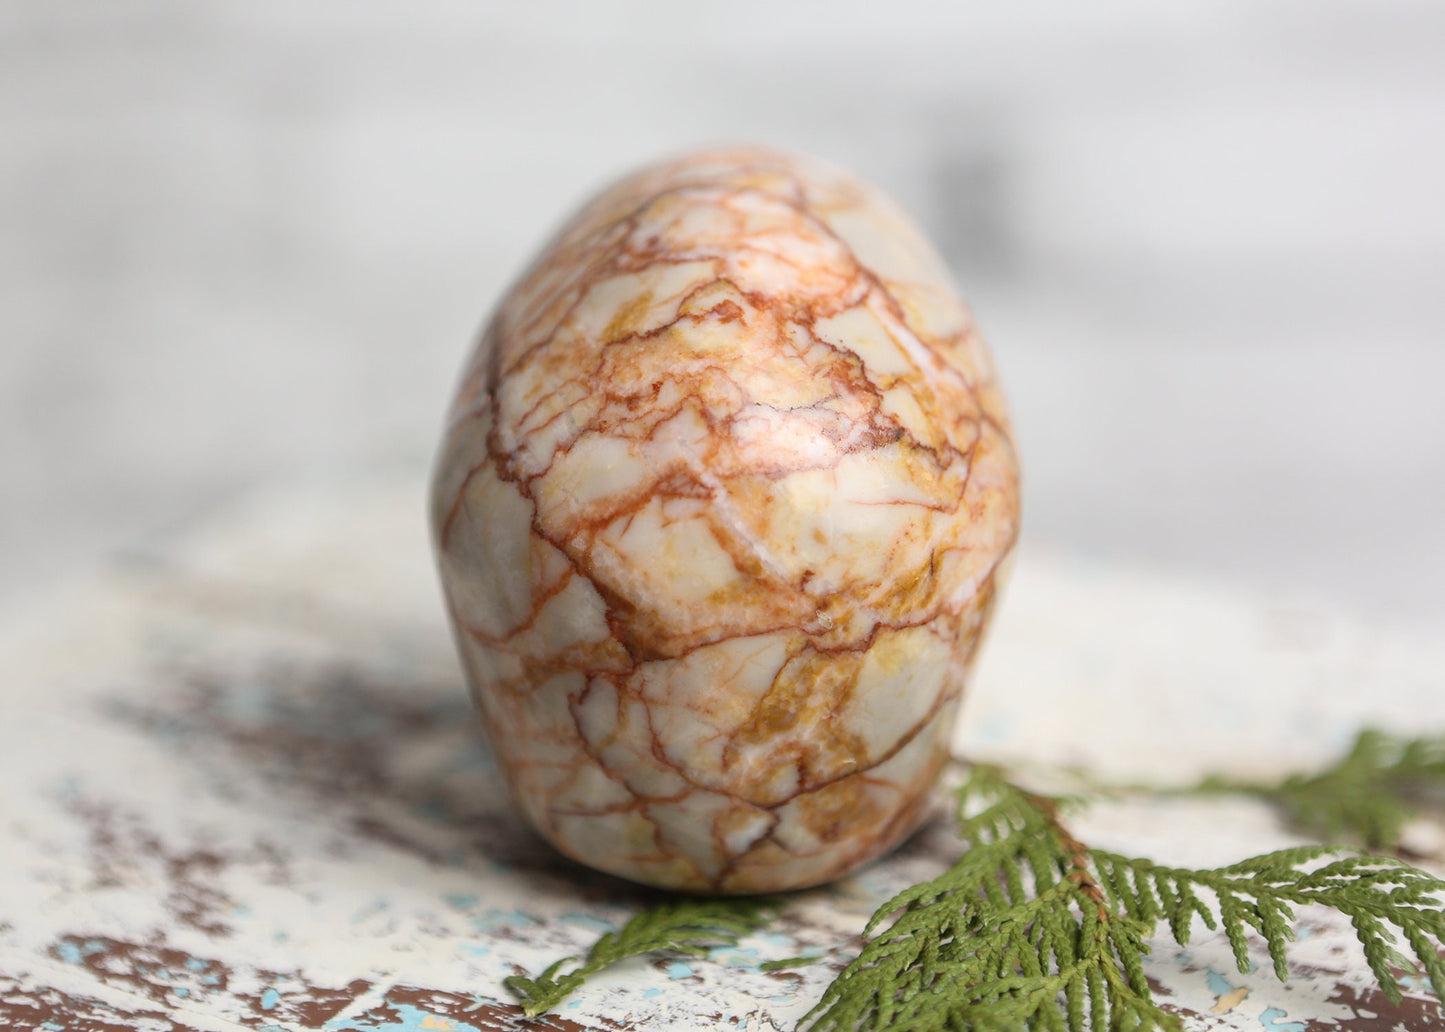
[1189,729,1445,851]
[802,765,1445,1031]
[505,745,1445,1029]
[801,765,1180,1031]
[502,898,775,1016]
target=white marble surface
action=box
[2,3,1444,623]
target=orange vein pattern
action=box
[431,147,1021,892]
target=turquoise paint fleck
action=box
[41,1023,64,1031]
[708,945,762,970]
[173,987,190,998]
[184,956,208,972]
[260,987,281,1010]
[560,912,615,934]
[968,713,1016,744]
[1401,972,1431,994]
[666,959,696,979]
[1259,1006,1307,1032]
[644,988,664,998]
[459,942,490,958]
[55,940,105,965]
[1204,969,1235,996]
[323,1002,482,1032]
[472,908,540,933]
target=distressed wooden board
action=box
[2,478,1442,1031]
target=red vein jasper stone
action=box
[431,147,1020,893]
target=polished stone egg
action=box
[431,147,1019,892]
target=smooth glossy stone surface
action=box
[431,147,1020,892]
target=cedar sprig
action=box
[1185,729,1445,851]
[1090,848,1445,1001]
[504,754,1445,1029]
[801,765,1445,1032]
[502,897,774,1016]
[800,765,1181,1031]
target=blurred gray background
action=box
[3,2,1442,623]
